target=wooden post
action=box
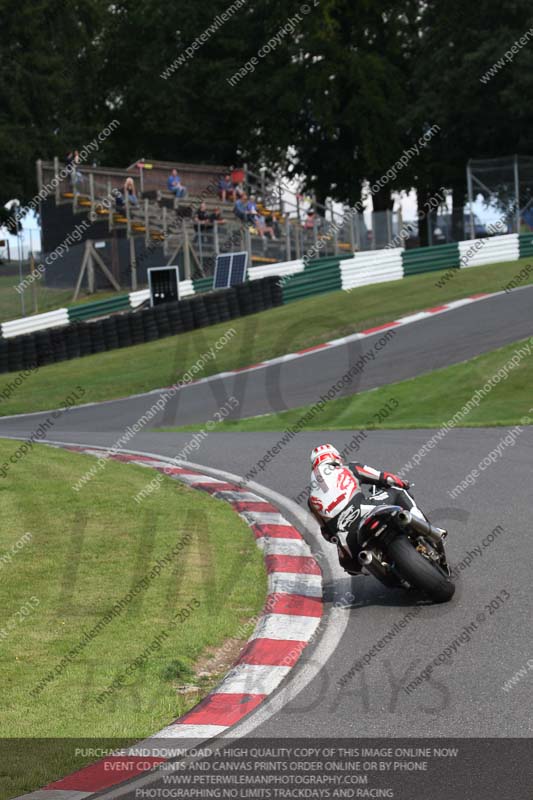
[514,154,521,233]
[347,207,356,253]
[53,156,60,203]
[88,252,95,294]
[30,252,38,314]
[245,226,252,265]
[125,189,131,236]
[89,173,96,221]
[36,159,43,202]
[73,241,91,301]
[144,198,150,247]
[91,242,121,291]
[183,220,191,280]
[330,200,339,255]
[108,180,114,231]
[130,237,137,290]
[163,206,169,257]
[295,218,301,260]
[397,205,404,248]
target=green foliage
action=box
[0,0,109,203]
[2,0,533,210]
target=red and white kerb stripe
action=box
[18,446,323,799]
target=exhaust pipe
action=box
[397,510,446,547]
[397,510,412,527]
[358,550,373,566]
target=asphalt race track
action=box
[2,287,533,796]
[10,429,532,741]
[0,285,532,434]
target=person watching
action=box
[167,169,187,198]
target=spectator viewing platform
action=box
[36,155,366,290]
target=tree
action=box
[407,0,533,239]
[0,0,108,204]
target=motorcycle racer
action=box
[307,443,413,574]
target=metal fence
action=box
[467,155,533,238]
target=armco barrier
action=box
[341,249,403,290]
[458,233,519,269]
[1,309,70,339]
[249,258,304,281]
[4,233,532,341]
[0,277,282,376]
[68,295,131,321]
[402,242,460,276]
[519,232,533,259]
[282,258,343,303]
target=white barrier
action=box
[340,249,404,290]
[129,289,150,308]
[0,233,525,340]
[459,233,519,269]
[1,309,70,339]
[248,259,304,281]
[179,279,195,298]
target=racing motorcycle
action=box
[333,484,455,603]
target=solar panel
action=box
[229,252,248,286]
[213,252,248,289]
[213,254,232,289]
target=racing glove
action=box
[380,471,410,490]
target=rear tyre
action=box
[387,535,455,603]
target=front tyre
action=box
[387,535,455,603]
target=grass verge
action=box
[0,264,118,323]
[0,441,266,797]
[0,256,532,416]
[163,337,533,431]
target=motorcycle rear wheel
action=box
[387,535,455,603]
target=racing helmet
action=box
[310,444,343,470]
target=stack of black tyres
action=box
[35,330,54,366]
[215,289,232,322]
[154,304,171,338]
[103,317,120,350]
[65,326,80,360]
[141,308,159,342]
[130,312,145,345]
[166,302,184,335]
[190,296,210,329]
[179,299,195,332]
[22,333,38,369]
[204,294,220,326]
[226,289,240,319]
[0,340,9,374]
[250,280,266,313]
[77,323,93,357]
[235,282,254,316]
[116,315,133,348]
[89,320,106,354]
[7,337,23,372]
[0,276,285,375]
[50,329,68,363]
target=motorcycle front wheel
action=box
[387,535,455,603]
